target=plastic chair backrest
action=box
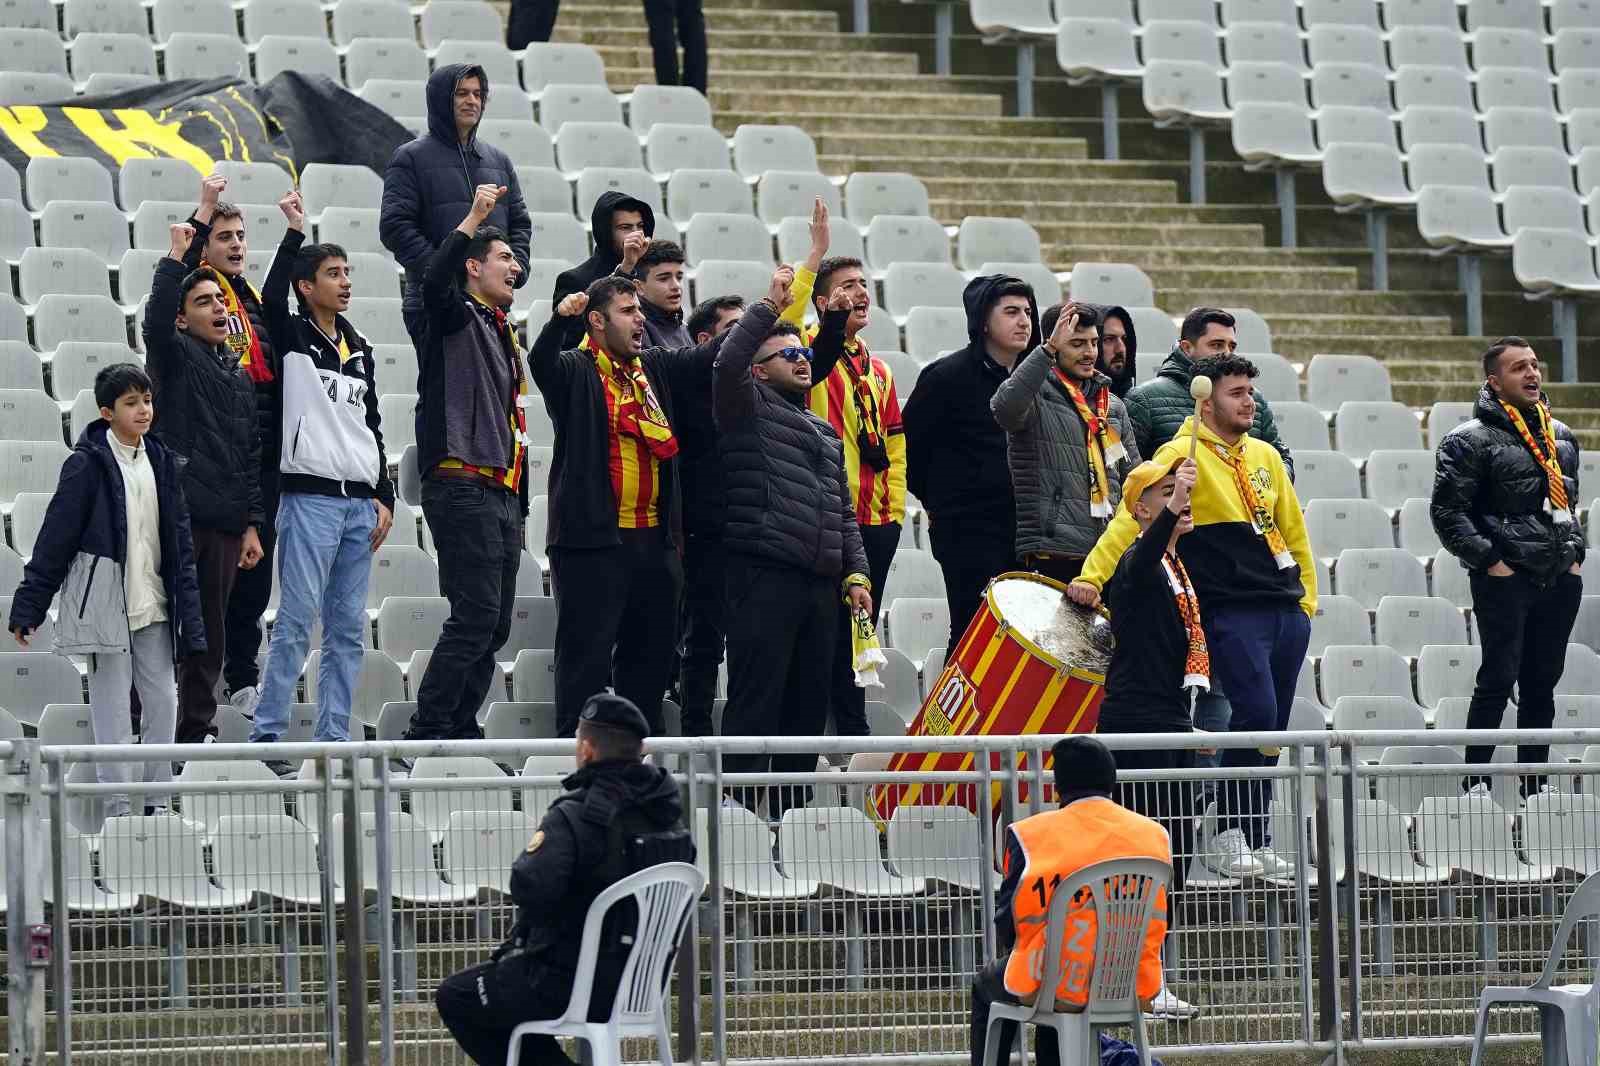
[1032,856,1170,1019]
[1532,870,1600,989]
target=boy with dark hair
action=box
[179,173,283,717]
[688,295,744,343]
[402,185,529,750]
[634,239,689,349]
[549,190,656,348]
[145,222,264,745]
[9,363,205,817]
[246,191,393,761]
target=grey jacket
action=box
[990,346,1140,560]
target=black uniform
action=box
[435,709,693,1066]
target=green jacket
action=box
[1123,347,1295,479]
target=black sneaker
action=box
[265,759,297,778]
[388,756,413,775]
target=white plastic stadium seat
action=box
[864,215,951,270]
[732,125,819,179]
[1320,644,1413,705]
[881,263,966,321]
[406,755,511,841]
[1292,451,1361,502]
[1417,795,1557,882]
[100,813,251,909]
[779,806,924,896]
[1365,449,1435,510]
[956,216,1043,270]
[1307,354,1392,411]
[1334,401,1423,458]
[683,213,773,267]
[1272,401,1331,451]
[1068,262,1154,306]
[844,172,932,228]
[521,43,608,95]
[163,33,249,81]
[1305,498,1394,560]
[1231,103,1320,166]
[1309,594,1372,657]
[1334,547,1429,608]
[0,389,68,443]
[648,127,733,179]
[1415,644,1482,708]
[1374,596,1468,657]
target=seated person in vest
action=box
[435,693,694,1066]
[970,736,1172,1066]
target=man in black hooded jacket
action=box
[903,275,1039,655]
[1088,302,1137,398]
[380,63,532,344]
[434,693,693,1066]
[549,190,656,349]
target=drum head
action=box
[988,573,1113,675]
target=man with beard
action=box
[1432,337,1584,798]
[532,275,730,737]
[716,267,870,817]
[549,191,655,349]
[903,275,1039,654]
[1089,302,1137,398]
[381,65,531,345]
[991,303,1139,585]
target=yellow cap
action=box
[1121,458,1183,517]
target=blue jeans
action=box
[250,493,376,743]
[1207,603,1312,848]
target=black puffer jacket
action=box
[903,274,1039,546]
[550,190,658,349]
[142,257,263,535]
[1431,384,1584,583]
[714,300,868,580]
[379,63,532,316]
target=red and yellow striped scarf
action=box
[1053,371,1126,517]
[591,344,678,460]
[1499,398,1570,520]
[202,262,270,383]
[1161,552,1209,693]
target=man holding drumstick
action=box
[1078,356,1314,879]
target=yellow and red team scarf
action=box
[1216,442,1295,570]
[1162,553,1210,694]
[202,262,271,383]
[841,345,891,473]
[1499,399,1572,524]
[590,343,678,460]
[1053,372,1126,517]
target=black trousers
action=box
[177,526,241,743]
[436,960,575,1066]
[1107,738,1196,894]
[642,0,707,94]
[1021,552,1084,587]
[550,528,682,737]
[506,0,560,49]
[408,478,523,742]
[928,524,1015,658]
[1466,568,1582,791]
[223,473,278,695]
[970,961,1059,1066]
[829,523,899,736]
[722,555,837,817]
[677,531,724,736]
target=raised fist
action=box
[278,188,305,229]
[556,292,589,318]
[767,265,796,309]
[619,231,648,271]
[168,222,196,258]
[199,173,227,209]
[471,183,505,219]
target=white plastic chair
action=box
[1469,871,1600,1066]
[505,862,704,1066]
[980,856,1171,1066]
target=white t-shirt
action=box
[110,433,167,632]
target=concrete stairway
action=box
[511,0,1600,442]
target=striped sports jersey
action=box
[601,361,662,528]
[803,324,907,527]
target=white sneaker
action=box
[229,686,258,719]
[1205,828,1264,878]
[1144,986,1201,1022]
[1464,782,1492,799]
[1252,846,1296,879]
[1537,782,1564,796]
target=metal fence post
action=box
[1341,742,1361,1049]
[708,750,727,1066]
[339,754,368,1066]
[372,756,395,1066]
[677,752,702,1066]
[1312,745,1344,1066]
[46,760,70,1066]
[5,739,47,1066]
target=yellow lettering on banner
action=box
[63,108,215,172]
[0,107,57,158]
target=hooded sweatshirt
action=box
[379,63,532,316]
[550,190,659,349]
[1087,302,1137,398]
[903,274,1040,546]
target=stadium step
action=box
[557,1,841,32]
[708,87,1005,118]
[809,131,1091,163]
[1144,265,1362,295]
[585,44,921,75]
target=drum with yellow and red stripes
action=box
[871,572,1112,823]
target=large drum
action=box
[870,572,1112,823]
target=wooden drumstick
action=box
[1188,374,1212,461]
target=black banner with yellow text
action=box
[0,72,410,186]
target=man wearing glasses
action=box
[713,267,871,820]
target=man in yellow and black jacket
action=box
[1074,355,1314,881]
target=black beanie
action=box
[1051,735,1116,801]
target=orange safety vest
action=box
[1002,797,1172,1008]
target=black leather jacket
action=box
[1431,384,1584,584]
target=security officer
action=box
[968,736,1173,1066]
[435,693,694,1066]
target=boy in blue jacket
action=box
[8,364,206,817]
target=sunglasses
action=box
[756,346,813,365]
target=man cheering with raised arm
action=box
[1432,338,1584,799]
[531,263,730,738]
[715,265,870,820]
[401,183,529,752]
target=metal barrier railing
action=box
[5,729,1600,1066]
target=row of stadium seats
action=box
[995,0,1600,34]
